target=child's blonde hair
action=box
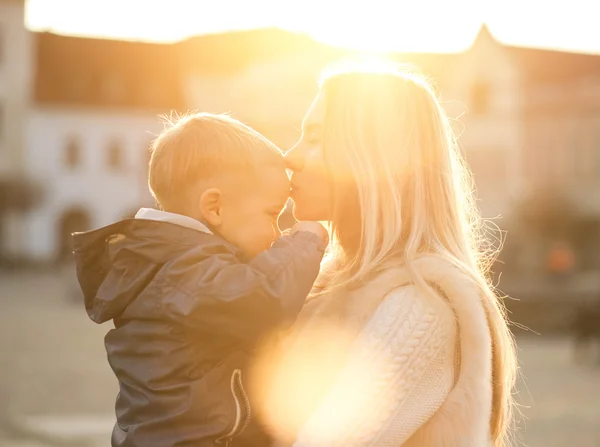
[148,112,284,214]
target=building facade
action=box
[1,0,599,269]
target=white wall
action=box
[23,107,161,260]
[520,79,600,217]
[0,0,32,174]
[443,29,525,221]
[0,1,35,259]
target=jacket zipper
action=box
[215,369,251,446]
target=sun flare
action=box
[249,322,396,444]
[27,0,478,53]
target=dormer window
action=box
[64,136,81,169]
[107,139,125,171]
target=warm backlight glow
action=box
[300,0,480,53]
[249,322,394,444]
[26,0,477,51]
[26,0,600,55]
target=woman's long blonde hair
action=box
[319,62,517,446]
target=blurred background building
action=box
[1,0,599,445]
[2,0,600,317]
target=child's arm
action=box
[168,225,327,343]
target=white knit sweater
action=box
[283,256,493,447]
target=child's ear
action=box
[199,188,223,227]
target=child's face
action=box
[218,167,290,258]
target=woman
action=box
[253,63,518,447]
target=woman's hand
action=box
[291,222,329,248]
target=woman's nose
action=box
[284,143,305,172]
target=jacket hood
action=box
[72,210,215,323]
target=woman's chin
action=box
[291,199,329,222]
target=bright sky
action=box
[25,0,600,54]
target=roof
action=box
[33,28,343,109]
[474,24,600,86]
[506,45,600,85]
[178,27,349,75]
[31,26,600,109]
[34,32,186,111]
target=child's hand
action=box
[291,221,329,248]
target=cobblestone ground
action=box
[1,270,599,446]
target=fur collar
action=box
[293,255,493,446]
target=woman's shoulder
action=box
[358,254,490,371]
[361,255,480,336]
[375,255,480,315]
[369,282,457,339]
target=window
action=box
[470,82,490,115]
[64,137,81,169]
[107,139,125,171]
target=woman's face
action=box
[284,92,333,222]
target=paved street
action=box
[1,269,599,446]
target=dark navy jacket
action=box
[72,218,325,447]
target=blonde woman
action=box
[257,65,518,447]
